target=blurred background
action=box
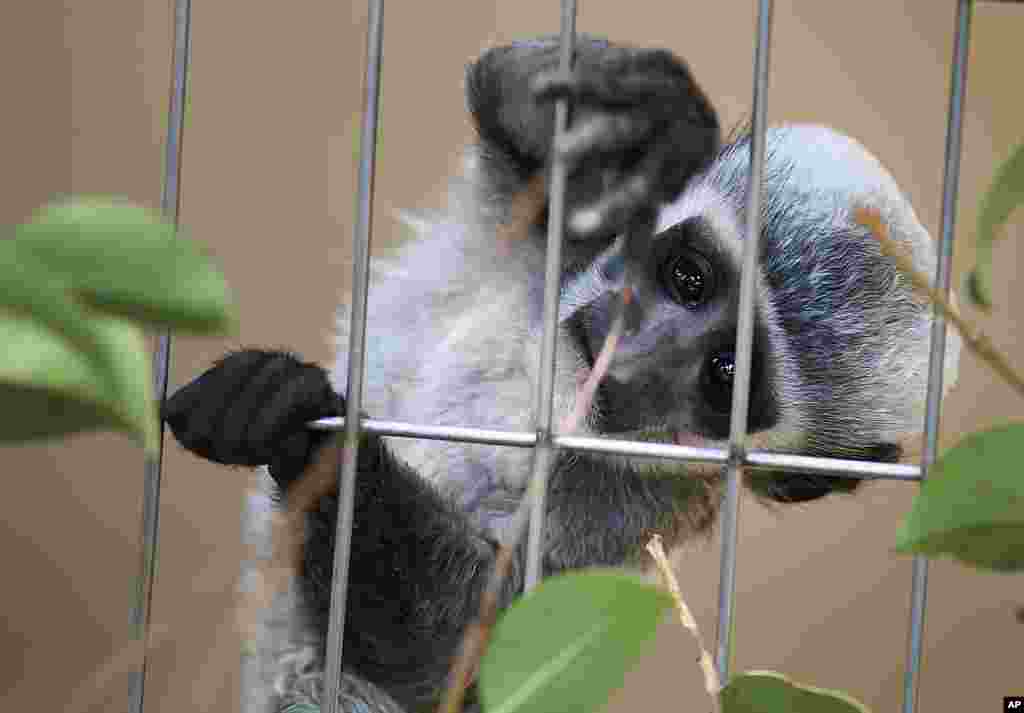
[2,1,1022,711]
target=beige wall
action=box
[2,2,1022,712]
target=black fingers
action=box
[567,119,717,239]
[467,37,719,243]
[162,349,340,487]
[532,50,697,107]
[568,172,652,237]
[466,36,628,178]
[534,47,720,241]
[554,113,656,169]
[653,118,722,201]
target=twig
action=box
[561,286,628,432]
[854,206,1024,399]
[645,534,721,712]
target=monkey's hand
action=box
[165,352,518,709]
[162,349,340,490]
[468,36,720,241]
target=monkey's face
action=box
[545,124,966,505]
[566,216,781,442]
[554,182,862,503]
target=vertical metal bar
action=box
[902,2,971,711]
[523,0,578,592]
[128,1,192,711]
[322,1,384,711]
[714,0,773,685]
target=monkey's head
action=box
[554,124,961,503]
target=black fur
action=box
[164,352,518,711]
[467,35,720,241]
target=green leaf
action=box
[0,241,157,452]
[0,310,157,453]
[479,570,672,713]
[14,197,235,333]
[895,423,1024,572]
[967,141,1024,309]
[720,671,870,713]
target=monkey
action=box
[163,36,960,712]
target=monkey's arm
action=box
[163,350,518,711]
[466,36,721,240]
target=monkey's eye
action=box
[702,350,736,413]
[660,249,715,308]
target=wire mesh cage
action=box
[131,1,975,712]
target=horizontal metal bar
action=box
[310,417,538,446]
[555,434,727,465]
[746,451,921,481]
[308,417,921,480]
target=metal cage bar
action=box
[139,0,977,710]
[524,0,579,592]
[901,2,972,711]
[714,0,774,684]
[310,416,924,480]
[129,1,193,711]
[321,1,386,711]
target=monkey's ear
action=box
[745,471,862,503]
[745,443,904,503]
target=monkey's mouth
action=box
[568,313,726,450]
[573,360,716,451]
[670,430,713,449]
[593,423,714,451]
[589,367,718,443]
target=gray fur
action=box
[333,123,959,547]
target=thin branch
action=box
[562,286,629,431]
[645,535,721,711]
